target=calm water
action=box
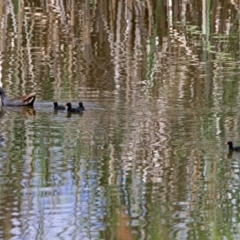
[1,1,240,239]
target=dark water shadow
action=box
[66,112,84,118]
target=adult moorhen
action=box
[225,141,240,151]
[0,87,36,106]
[53,102,65,110]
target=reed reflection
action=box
[0,0,239,239]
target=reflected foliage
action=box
[0,0,240,239]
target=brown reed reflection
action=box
[0,0,240,239]
[0,0,237,96]
[116,210,133,240]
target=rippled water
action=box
[1,0,240,239]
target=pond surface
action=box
[1,1,240,239]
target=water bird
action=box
[0,87,36,106]
[77,102,85,111]
[225,141,240,151]
[53,102,65,110]
[66,102,83,113]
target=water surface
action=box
[0,1,240,240]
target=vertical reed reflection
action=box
[0,0,240,239]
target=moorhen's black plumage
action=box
[77,102,85,111]
[53,102,65,110]
[225,141,240,151]
[66,102,82,113]
[0,87,36,106]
